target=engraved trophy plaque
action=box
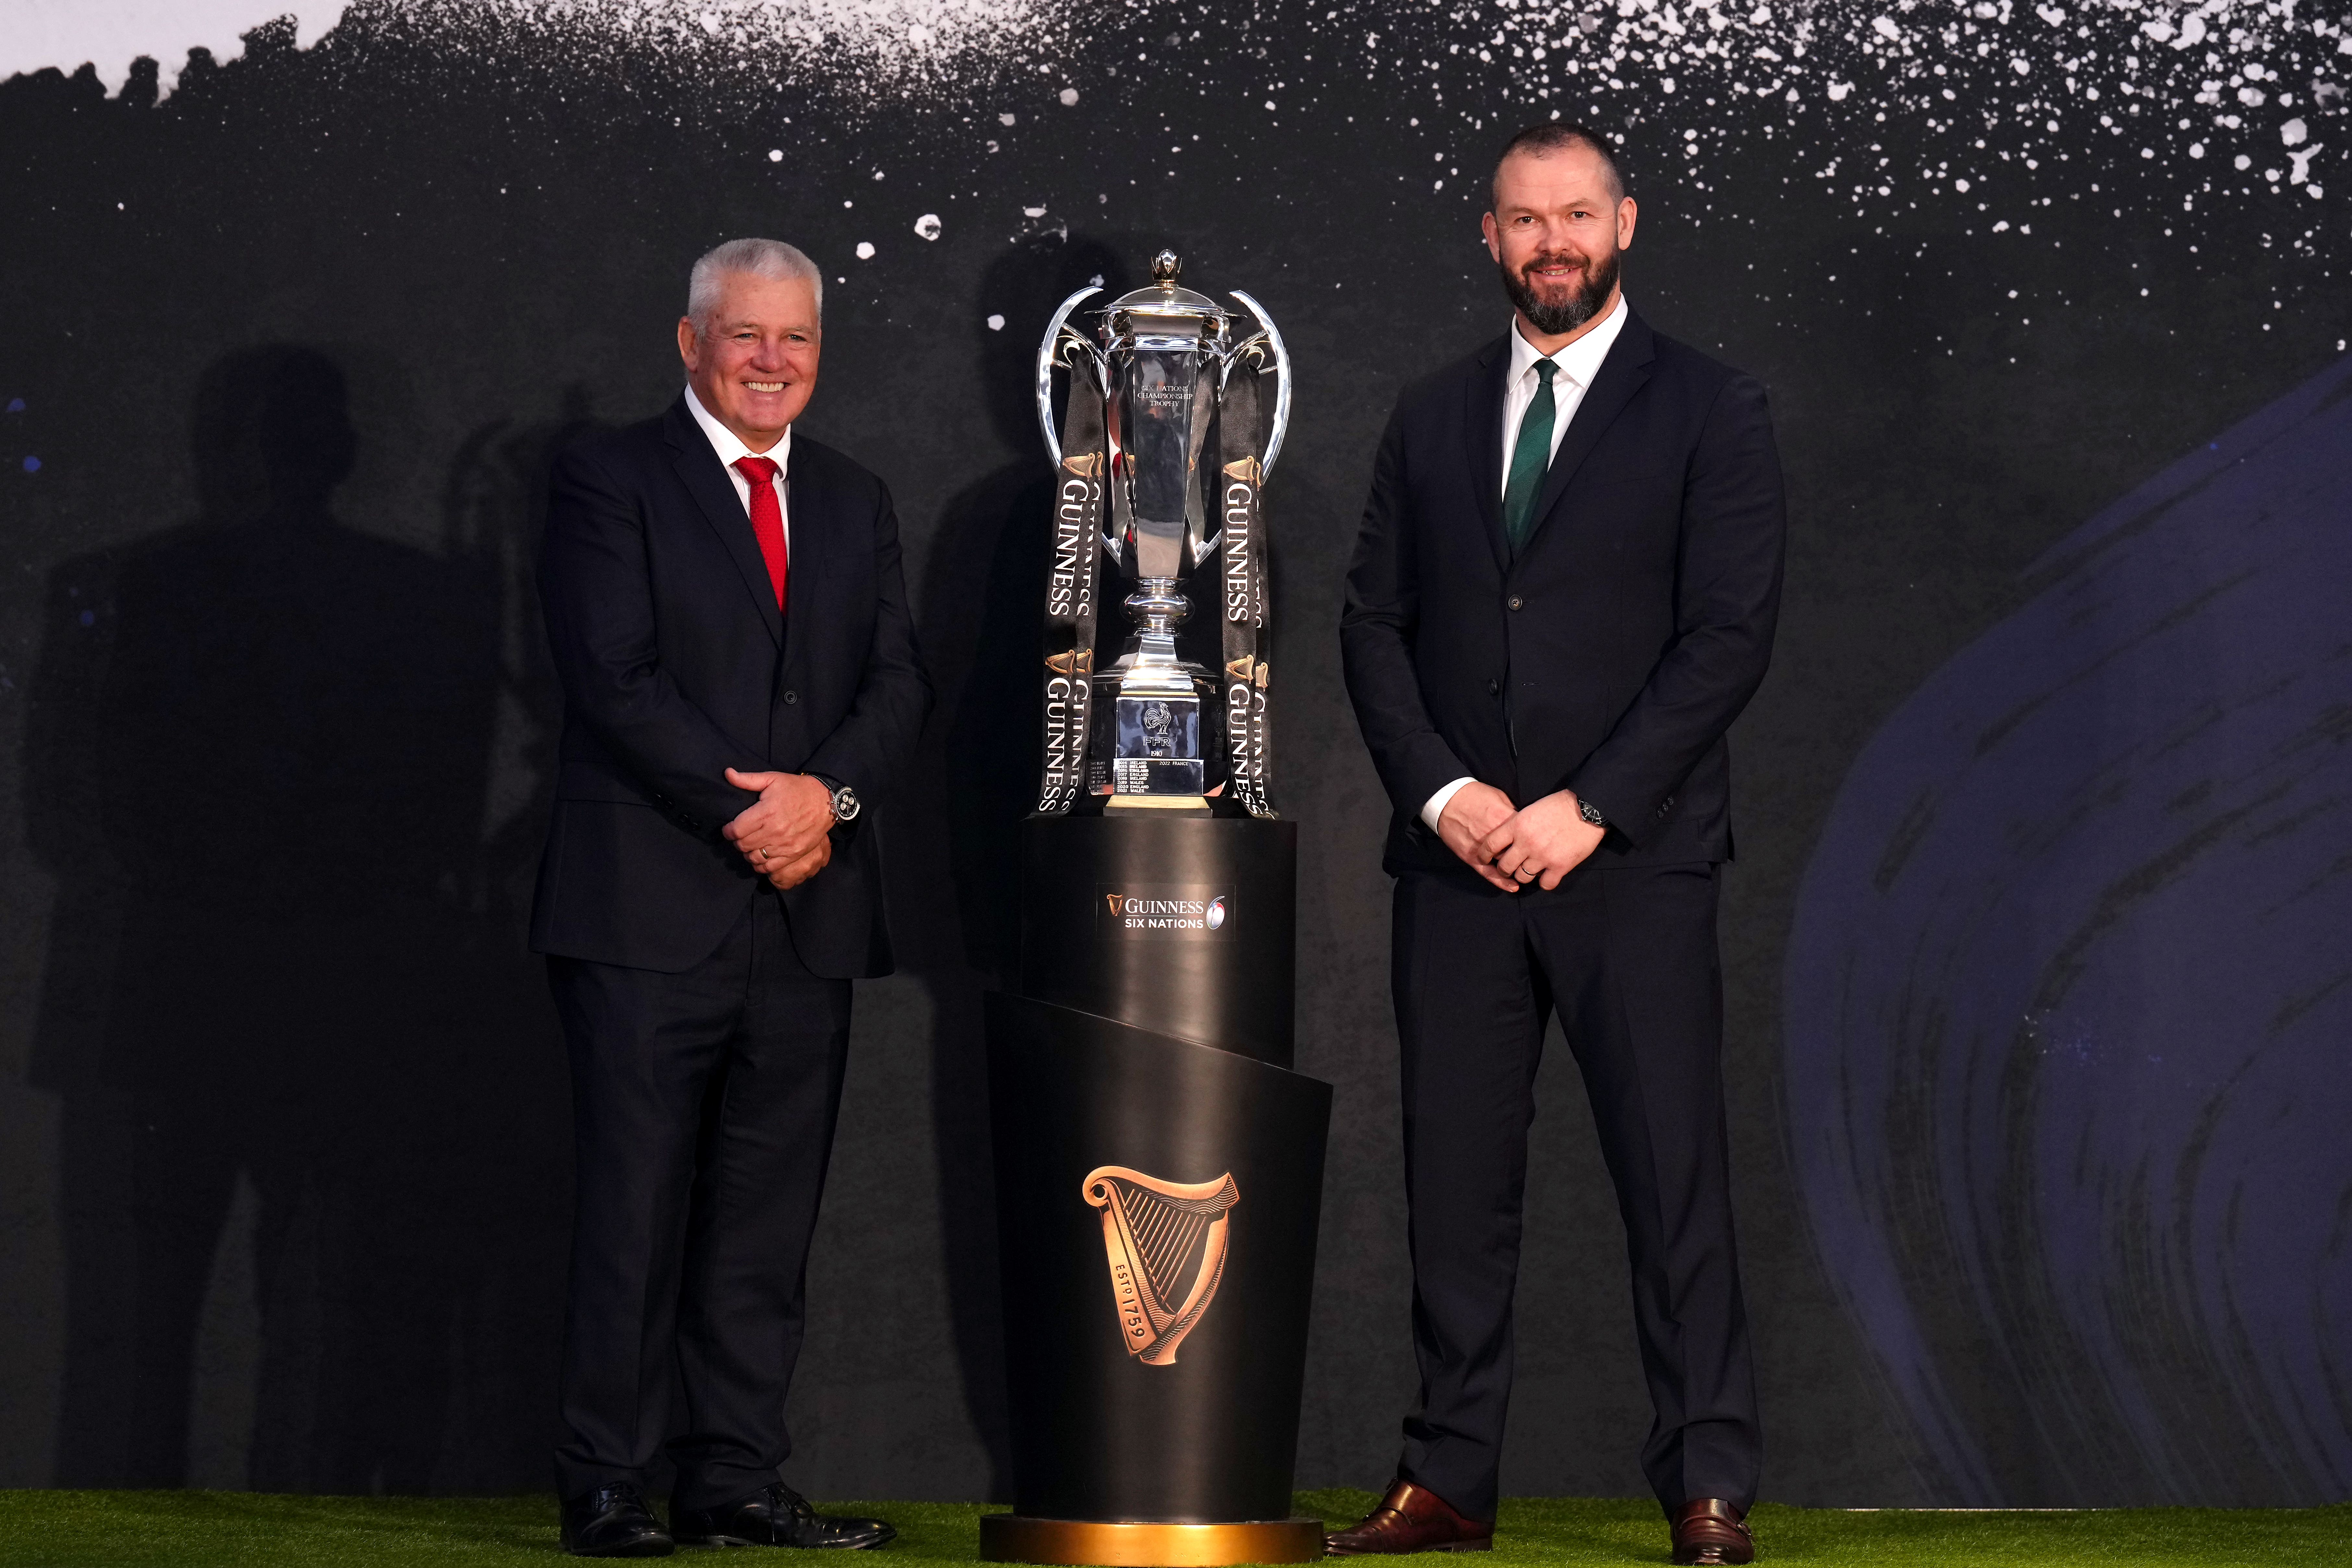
[1032,250,1291,818]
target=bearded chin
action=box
[1503,247,1621,335]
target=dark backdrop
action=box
[2,0,2346,1507]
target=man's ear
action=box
[676,316,700,371]
[1480,209,1502,261]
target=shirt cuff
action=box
[1420,776,1478,833]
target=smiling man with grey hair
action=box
[531,238,929,1557]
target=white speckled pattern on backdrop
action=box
[9,0,2341,221]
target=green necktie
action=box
[1503,359,1558,555]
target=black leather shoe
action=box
[672,1482,896,1550]
[561,1483,674,1558]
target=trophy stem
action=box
[1125,576,1188,647]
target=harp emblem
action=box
[1081,1166,1240,1366]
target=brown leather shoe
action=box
[1670,1500,1754,1566]
[1325,1480,1493,1556]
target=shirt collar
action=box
[684,382,791,477]
[1508,292,1630,392]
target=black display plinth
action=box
[1015,814,1300,1067]
[983,815,1330,1567]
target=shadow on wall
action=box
[1783,359,2352,1504]
[22,345,590,1491]
[887,233,1136,1499]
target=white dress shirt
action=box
[1496,293,1627,497]
[684,382,791,548]
[1422,296,1631,833]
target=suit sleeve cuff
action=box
[1420,776,1478,833]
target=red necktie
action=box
[732,455,788,608]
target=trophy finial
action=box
[1151,249,1182,285]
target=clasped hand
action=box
[722,768,833,890]
[1437,781,1606,893]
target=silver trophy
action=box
[1032,250,1291,818]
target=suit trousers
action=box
[1391,862,1759,1522]
[548,890,851,1509]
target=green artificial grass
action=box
[0,1489,2343,1568]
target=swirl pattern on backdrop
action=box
[1783,357,2352,1503]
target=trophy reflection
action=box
[1033,250,1291,818]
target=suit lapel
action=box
[1464,336,1511,574]
[1520,310,1657,554]
[663,397,784,649]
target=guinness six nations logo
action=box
[1097,885,1235,939]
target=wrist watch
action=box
[821,778,860,823]
[1577,796,1606,828]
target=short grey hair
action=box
[686,237,823,332]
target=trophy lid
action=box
[1103,249,1227,323]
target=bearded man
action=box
[1334,123,1786,1563]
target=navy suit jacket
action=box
[529,395,930,975]
[1340,308,1786,884]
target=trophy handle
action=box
[1228,291,1292,479]
[1035,286,1104,464]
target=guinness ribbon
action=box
[1218,369,1277,819]
[1037,367,1106,815]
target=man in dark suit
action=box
[532,238,929,1557]
[1333,124,1785,1565]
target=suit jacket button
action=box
[1507,595,1524,611]
[1488,679,1500,696]
[782,689,799,705]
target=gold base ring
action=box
[979,1514,1325,1566]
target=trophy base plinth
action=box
[980,1516,1325,1566]
[1018,815,1298,1066]
[1105,793,1212,815]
